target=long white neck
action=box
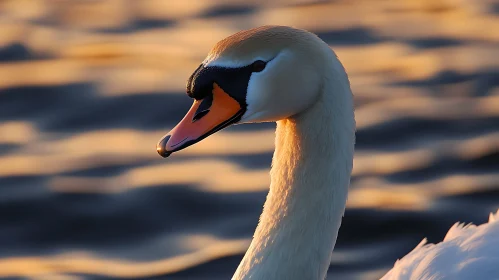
[233,55,356,280]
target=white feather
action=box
[382,209,499,280]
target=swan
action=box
[156,25,499,280]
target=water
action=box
[0,1,498,279]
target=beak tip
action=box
[157,148,171,158]
[157,135,172,158]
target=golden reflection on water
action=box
[0,236,250,278]
[0,121,36,145]
[0,0,498,278]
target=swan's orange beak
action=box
[157,83,244,157]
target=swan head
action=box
[157,25,329,157]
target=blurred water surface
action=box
[0,0,498,279]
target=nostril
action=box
[193,109,210,122]
[192,94,213,122]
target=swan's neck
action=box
[233,61,355,280]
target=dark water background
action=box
[0,1,498,279]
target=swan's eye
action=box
[251,60,266,72]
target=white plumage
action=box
[382,210,499,279]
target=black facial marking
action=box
[185,62,260,107]
[186,64,203,98]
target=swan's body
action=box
[156,25,499,280]
[382,211,499,280]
